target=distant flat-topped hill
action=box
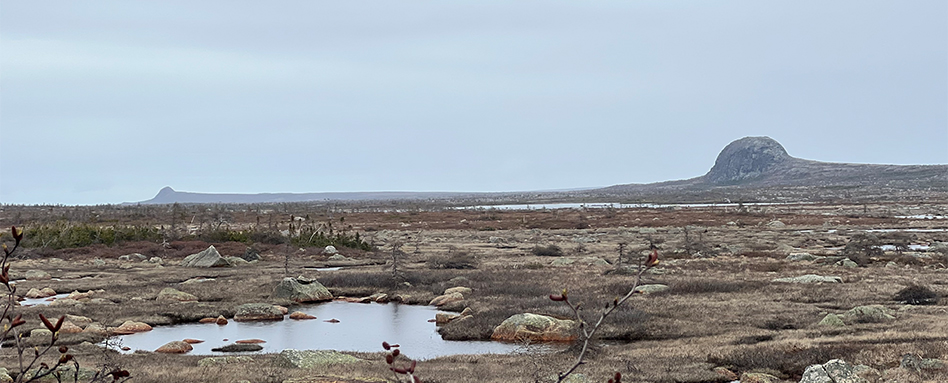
[134,187,482,205]
[133,136,947,205]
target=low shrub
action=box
[667,279,748,294]
[531,244,564,257]
[707,343,860,377]
[427,252,478,269]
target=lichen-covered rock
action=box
[772,274,842,284]
[443,286,472,296]
[234,303,284,322]
[817,313,845,327]
[491,313,578,342]
[633,284,669,294]
[59,322,84,334]
[274,349,361,368]
[435,313,460,325]
[112,321,152,334]
[271,278,332,303]
[787,253,820,261]
[800,359,869,383]
[429,292,464,306]
[24,270,51,280]
[180,245,231,267]
[740,372,780,383]
[845,305,894,323]
[64,315,92,327]
[156,288,198,302]
[155,341,193,353]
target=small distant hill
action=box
[597,136,947,201]
[133,187,479,205]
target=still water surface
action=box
[115,301,544,359]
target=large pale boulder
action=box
[429,292,464,306]
[800,359,869,383]
[845,305,894,323]
[156,288,198,302]
[633,284,669,294]
[180,246,231,267]
[271,278,332,303]
[772,274,842,284]
[233,303,284,322]
[491,313,578,342]
[274,349,360,368]
[24,270,51,280]
[112,321,152,334]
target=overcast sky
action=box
[1,1,946,205]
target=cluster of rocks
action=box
[429,286,473,307]
[786,253,859,268]
[712,357,946,383]
[818,305,896,327]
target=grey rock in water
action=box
[180,245,231,267]
[845,305,894,323]
[211,343,263,352]
[274,349,360,368]
[233,303,285,321]
[271,278,332,303]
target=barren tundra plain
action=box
[0,201,946,383]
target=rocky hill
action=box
[596,136,947,202]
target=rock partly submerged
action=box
[271,278,332,303]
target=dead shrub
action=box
[893,284,939,305]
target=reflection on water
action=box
[114,301,549,359]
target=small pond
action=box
[20,293,70,307]
[113,301,551,360]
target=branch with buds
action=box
[551,248,659,383]
[2,227,130,383]
[382,341,421,383]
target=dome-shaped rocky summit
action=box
[705,136,793,185]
